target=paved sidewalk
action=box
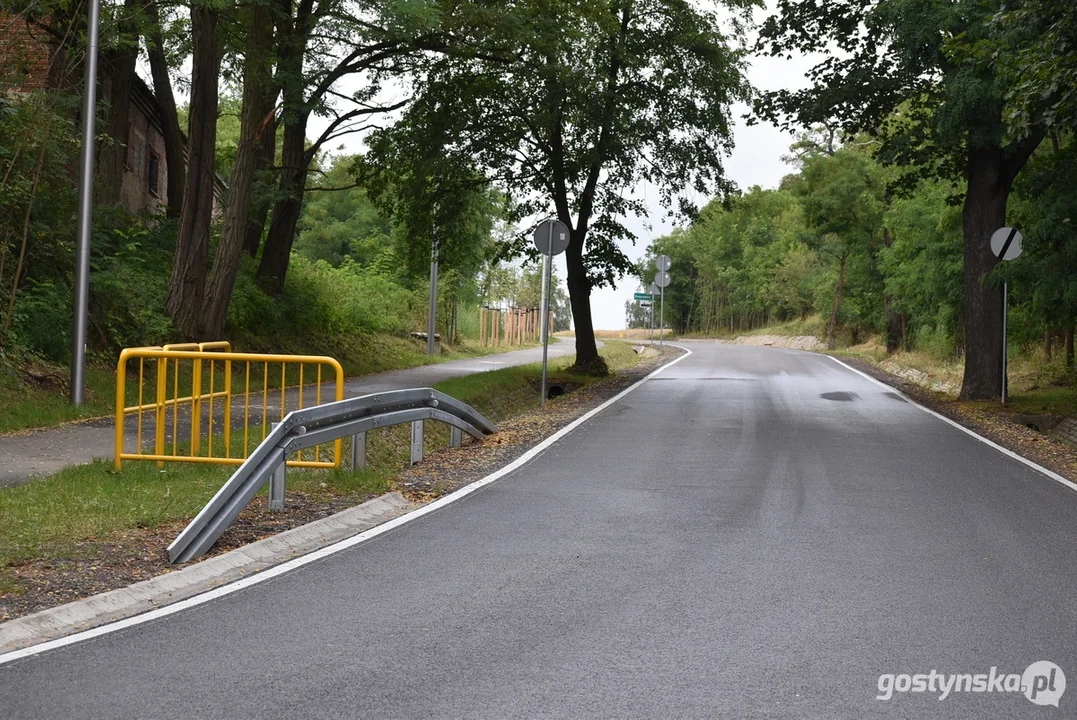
[0,339,577,489]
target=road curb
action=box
[0,492,413,656]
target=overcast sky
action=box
[300,7,815,330]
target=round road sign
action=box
[648,283,659,295]
[990,227,1023,261]
[655,254,671,272]
[533,219,571,256]
[654,271,671,288]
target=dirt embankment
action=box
[726,335,824,351]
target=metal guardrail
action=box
[114,345,345,470]
[167,387,497,564]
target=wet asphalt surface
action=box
[2,341,1075,717]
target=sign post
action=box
[534,219,570,405]
[990,227,1023,404]
[427,236,438,356]
[648,282,659,344]
[655,255,671,352]
[71,0,102,406]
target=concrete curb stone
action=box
[0,492,413,654]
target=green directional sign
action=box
[634,293,653,301]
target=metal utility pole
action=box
[648,282,658,345]
[660,285,665,352]
[427,238,438,356]
[989,226,1023,405]
[71,0,102,406]
[1002,280,1008,405]
[539,249,552,405]
[649,297,654,343]
[533,219,569,405]
[654,256,671,353]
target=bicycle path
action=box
[0,339,578,489]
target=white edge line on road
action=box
[0,344,692,666]
[828,355,1077,494]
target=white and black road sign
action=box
[991,227,1023,261]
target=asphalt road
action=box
[3,341,1076,717]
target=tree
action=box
[199,0,275,339]
[980,0,1077,139]
[164,0,224,338]
[294,156,393,269]
[143,0,186,218]
[252,0,424,294]
[1006,139,1077,368]
[757,0,1048,399]
[794,147,885,349]
[377,0,754,373]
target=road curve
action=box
[2,341,1075,717]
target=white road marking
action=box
[0,346,692,665]
[828,355,1077,494]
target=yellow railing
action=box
[115,343,344,470]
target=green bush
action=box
[226,254,422,355]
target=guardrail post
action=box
[450,426,462,448]
[410,420,424,465]
[269,461,285,511]
[351,431,366,471]
[268,424,285,510]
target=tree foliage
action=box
[367,0,756,372]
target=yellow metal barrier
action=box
[115,344,344,470]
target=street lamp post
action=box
[71,0,102,406]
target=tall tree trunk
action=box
[254,0,310,293]
[256,119,308,294]
[96,0,140,206]
[1044,328,1054,359]
[244,97,278,257]
[199,2,272,339]
[827,251,847,350]
[164,3,221,338]
[144,0,186,219]
[958,146,1008,400]
[564,228,603,372]
[1066,327,1074,369]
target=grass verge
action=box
[0,341,642,604]
[834,337,1077,417]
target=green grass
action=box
[830,334,1077,416]
[434,339,639,422]
[0,365,117,434]
[0,340,646,584]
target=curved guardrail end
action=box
[167,387,498,564]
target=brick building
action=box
[119,75,169,214]
[0,12,220,216]
[0,13,51,90]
